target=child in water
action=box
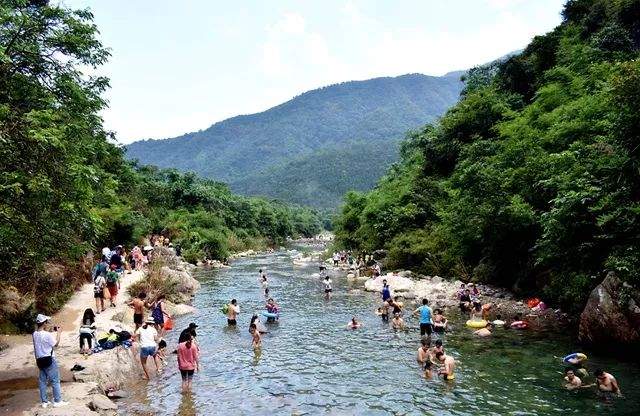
[347,317,362,329]
[157,339,168,366]
[391,313,405,330]
[249,323,261,349]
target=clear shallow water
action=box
[122,249,640,415]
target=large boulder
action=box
[364,273,415,293]
[579,272,640,348]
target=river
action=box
[121,247,640,415]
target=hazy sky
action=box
[64,0,567,143]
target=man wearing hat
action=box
[32,314,67,408]
[178,322,198,344]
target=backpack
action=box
[106,271,118,285]
[94,275,105,292]
[92,262,107,279]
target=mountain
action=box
[126,72,465,207]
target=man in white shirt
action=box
[323,276,333,298]
[135,318,160,380]
[32,314,67,408]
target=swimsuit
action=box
[227,319,237,326]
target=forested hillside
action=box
[126,73,464,207]
[0,2,319,329]
[334,0,640,313]
[230,140,399,209]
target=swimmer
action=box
[436,352,455,381]
[323,276,333,299]
[417,338,430,365]
[391,313,405,330]
[380,301,390,322]
[564,368,582,390]
[431,339,444,357]
[474,322,493,337]
[594,369,621,397]
[433,308,447,332]
[227,299,239,326]
[347,317,362,329]
[459,289,472,313]
[265,298,279,322]
[249,323,261,349]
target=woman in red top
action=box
[176,334,199,392]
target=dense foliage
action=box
[230,140,399,209]
[334,0,640,313]
[126,73,464,208]
[0,1,320,322]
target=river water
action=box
[122,248,640,415]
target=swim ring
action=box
[466,319,488,328]
[220,304,229,314]
[563,353,587,364]
[261,311,280,319]
[492,319,506,326]
[510,320,528,329]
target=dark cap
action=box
[188,322,198,328]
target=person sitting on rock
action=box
[459,289,472,313]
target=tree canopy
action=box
[333,0,640,313]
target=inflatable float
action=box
[466,319,488,328]
[563,353,587,364]
[261,311,280,319]
[510,320,528,329]
[492,319,506,326]
[220,304,229,315]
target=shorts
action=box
[227,319,237,326]
[140,346,156,358]
[325,288,332,293]
[420,323,433,336]
[94,290,103,299]
[445,374,455,381]
[180,369,195,380]
[424,361,432,370]
[133,313,143,325]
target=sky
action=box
[64,0,567,143]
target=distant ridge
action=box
[126,72,465,208]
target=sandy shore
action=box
[0,269,147,415]
[0,251,199,416]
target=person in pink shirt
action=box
[176,334,199,392]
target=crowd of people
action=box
[331,253,623,399]
[31,238,201,408]
[31,243,622,409]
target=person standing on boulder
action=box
[381,280,391,302]
[32,314,68,409]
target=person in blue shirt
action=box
[413,298,433,336]
[381,280,391,301]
